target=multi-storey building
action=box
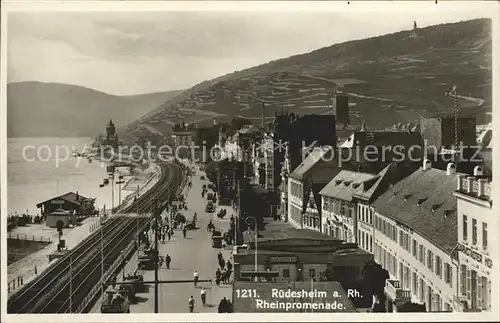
[320,170,378,244]
[453,167,493,312]
[371,160,460,312]
[287,146,339,232]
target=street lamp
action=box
[245,216,258,274]
[108,171,115,215]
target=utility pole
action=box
[154,198,159,313]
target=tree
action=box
[361,260,390,309]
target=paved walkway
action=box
[91,164,233,313]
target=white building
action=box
[320,170,378,244]
[287,146,338,231]
[371,160,460,312]
[454,167,493,312]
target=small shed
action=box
[46,208,77,228]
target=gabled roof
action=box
[371,167,460,253]
[289,146,332,179]
[320,170,377,201]
[36,192,90,208]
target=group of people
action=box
[215,252,233,285]
[218,297,233,313]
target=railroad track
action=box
[7,160,186,314]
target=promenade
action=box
[91,164,234,313]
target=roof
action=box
[339,131,423,148]
[371,167,459,253]
[252,220,339,242]
[233,281,356,312]
[36,192,91,208]
[320,170,377,201]
[290,146,332,179]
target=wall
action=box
[373,211,457,311]
[7,238,51,265]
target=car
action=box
[205,203,215,213]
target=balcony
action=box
[385,279,411,302]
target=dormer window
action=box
[444,209,455,218]
[417,198,428,206]
[404,194,412,201]
[335,180,343,185]
[352,183,360,189]
[431,203,443,212]
[344,181,352,186]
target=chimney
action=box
[76,191,79,201]
[422,159,431,171]
[446,163,456,175]
[456,174,466,191]
[466,176,474,194]
[261,102,265,128]
[473,166,483,177]
[477,178,487,197]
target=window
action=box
[369,212,373,225]
[369,236,373,253]
[463,215,468,241]
[412,240,417,257]
[412,272,417,294]
[444,263,452,286]
[399,231,403,247]
[435,256,442,278]
[482,223,488,251]
[283,269,290,278]
[427,250,434,271]
[419,245,424,263]
[460,265,467,296]
[472,219,477,245]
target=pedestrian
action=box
[162,232,166,243]
[167,231,171,241]
[222,297,229,313]
[227,299,233,313]
[188,296,195,313]
[226,259,232,271]
[217,299,224,313]
[182,226,187,238]
[165,254,171,269]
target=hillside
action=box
[7,81,182,137]
[121,18,492,140]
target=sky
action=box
[6,2,495,96]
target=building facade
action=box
[320,170,378,244]
[454,169,493,312]
[371,160,460,312]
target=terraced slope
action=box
[120,18,491,139]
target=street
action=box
[91,164,234,313]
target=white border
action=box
[1,1,499,322]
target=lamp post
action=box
[310,271,315,313]
[109,171,115,215]
[245,216,258,274]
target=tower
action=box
[106,119,116,137]
[334,91,349,126]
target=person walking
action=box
[182,226,187,238]
[200,287,207,306]
[193,270,199,287]
[188,296,195,313]
[165,254,171,269]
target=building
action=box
[371,160,460,312]
[104,119,119,151]
[36,192,96,225]
[335,93,350,126]
[352,162,421,253]
[320,170,378,244]
[287,146,340,232]
[46,209,77,228]
[233,220,373,284]
[171,122,197,158]
[453,167,493,312]
[420,115,476,153]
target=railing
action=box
[76,237,138,313]
[458,177,492,198]
[7,233,51,243]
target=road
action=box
[91,164,234,313]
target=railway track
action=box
[7,160,186,314]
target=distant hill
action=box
[121,18,492,139]
[7,81,182,137]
